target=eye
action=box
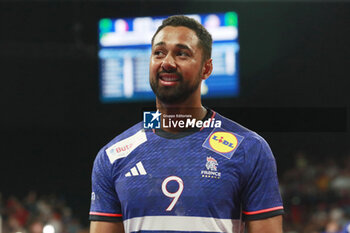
[153,50,165,57]
[177,51,190,57]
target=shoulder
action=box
[341,223,350,233]
[214,111,271,154]
[94,122,146,165]
[104,122,145,149]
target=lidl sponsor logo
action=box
[202,128,244,159]
[209,132,238,153]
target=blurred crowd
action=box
[0,192,88,233]
[1,151,350,233]
[281,151,350,233]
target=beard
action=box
[150,71,201,104]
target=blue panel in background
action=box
[98,12,239,103]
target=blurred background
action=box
[0,0,349,233]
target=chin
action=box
[157,94,186,105]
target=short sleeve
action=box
[341,223,350,233]
[241,136,284,221]
[89,148,123,222]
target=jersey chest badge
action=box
[202,128,244,159]
[106,129,147,164]
[201,156,221,179]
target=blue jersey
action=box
[340,223,350,233]
[89,110,284,233]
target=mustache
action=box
[157,71,183,80]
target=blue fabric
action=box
[90,110,283,230]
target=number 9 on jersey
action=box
[161,176,184,211]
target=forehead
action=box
[153,26,199,48]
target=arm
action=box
[89,150,124,231]
[90,221,125,233]
[241,136,284,232]
[246,215,283,233]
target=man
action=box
[89,15,284,233]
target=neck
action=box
[156,97,207,133]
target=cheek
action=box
[181,63,202,80]
[149,60,161,74]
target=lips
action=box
[158,73,180,86]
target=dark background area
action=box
[0,0,349,225]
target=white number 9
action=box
[161,176,184,211]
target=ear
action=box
[201,58,213,80]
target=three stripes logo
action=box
[125,161,147,177]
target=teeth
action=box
[161,76,178,81]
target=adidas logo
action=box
[125,161,147,177]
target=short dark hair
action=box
[151,15,212,61]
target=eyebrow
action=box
[154,42,166,47]
[154,42,192,52]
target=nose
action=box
[161,54,176,72]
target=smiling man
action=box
[89,15,284,233]
[150,25,208,106]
